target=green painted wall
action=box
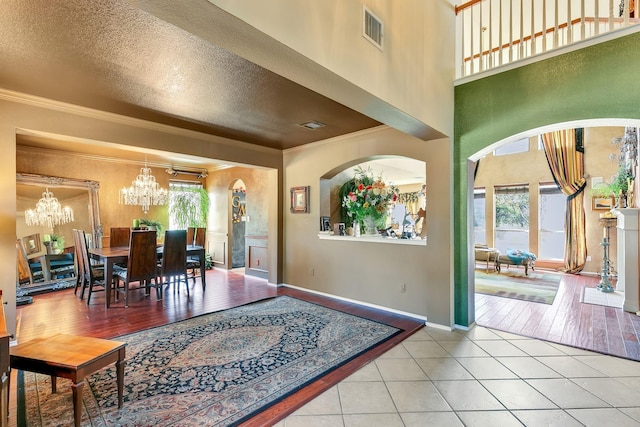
[453,31,640,326]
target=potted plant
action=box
[139,218,163,232]
[169,187,210,229]
[591,167,634,207]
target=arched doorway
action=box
[230,179,247,270]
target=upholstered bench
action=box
[474,244,500,271]
[496,249,536,275]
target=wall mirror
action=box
[16,173,102,296]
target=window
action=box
[539,183,566,260]
[473,188,486,244]
[169,181,205,230]
[494,185,529,253]
[494,137,529,156]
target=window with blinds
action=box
[494,184,529,253]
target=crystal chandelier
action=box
[25,187,74,230]
[119,161,168,213]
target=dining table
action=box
[88,245,207,308]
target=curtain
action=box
[541,129,587,273]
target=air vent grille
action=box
[363,7,383,50]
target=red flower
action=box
[358,183,364,191]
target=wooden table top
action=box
[10,334,125,368]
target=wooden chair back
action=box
[125,230,158,282]
[160,230,187,277]
[16,239,35,284]
[109,227,131,248]
[186,227,195,247]
[194,227,206,248]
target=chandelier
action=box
[119,161,168,213]
[25,187,74,230]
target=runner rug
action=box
[475,269,561,304]
[18,296,401,426]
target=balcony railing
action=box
[456,0,639,79]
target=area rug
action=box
[18,296,401,426]
[582,287,624,308]
[475,269,561,304]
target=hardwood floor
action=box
[475,268,640,361]
[12,268,424,426]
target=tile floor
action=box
[275,325,640,426]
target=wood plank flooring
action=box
[11,268,424,427]
[475,269,640,361]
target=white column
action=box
[612,208,640,313]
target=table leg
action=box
[50,375,57,393]
[116,348,125,408]
[105,260,113,308]
[71,380,84,427]
[199,248,206,291]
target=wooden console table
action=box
[10,334,126,427]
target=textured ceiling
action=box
[0,0,381,157]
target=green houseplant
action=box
[591,166,634,206]
[139,218,163,232]
[169,187,210,229]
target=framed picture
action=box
[22,233,41,256]
[290,186,310,213]
[320,216,331,232]
[592,196,615,210]
[333,223,346,236]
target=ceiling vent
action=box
[298,120,326,130]
[363,7,383,50]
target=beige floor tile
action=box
[616,376,640,392]
[574,355,640,377]
[403,329,433,341]
[510,339,567,356]
[291,386,342,416]
[455,410,523,426]
[433,380,504,411]
[415,357,474,380]
[377,344,413,359]
[481,379,557,410]
[400,412,464,427]
[342,362,382,382]
[386,380,451,412]
[620,407,640,423]
[496,356,563,379]
[491,329,532,340]
[402,340,450,358]
[343,413,403,427]
[525,378,610,408]
[474,340,529,357]
[461,326,503,341]
[566,408,640,427]
[283,415,345,427]
[571,377,640,407]
[548,342,597,356]
[337,381,396,414]
[439,340,490,357]
[456,357,519,379]
[535,356,608,378]
[511,409,583,426]
[375,358,428,381]
[424,328,468,341]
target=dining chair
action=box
[76,229,108,304]
[16,239,43,285]
[186,227,207,284]
[158,230,189,299]
[109,227,131,248]
[186,227,195,247]
[113,230,159,307]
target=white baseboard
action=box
[279,283,430,325]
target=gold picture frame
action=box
[592,196,615,210]
[290,186,310,213]
[22,233,41,256]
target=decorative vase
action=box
[354,221,361,237]
[363,216,377,235]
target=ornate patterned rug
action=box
[18,296,401,426]
[475,269,562,304]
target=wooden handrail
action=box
[463,16,640,63]
[455,0,482,15]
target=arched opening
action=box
[466,120,640,356]
[230,179,247,270]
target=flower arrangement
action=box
[341,166,399,229]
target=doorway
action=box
[231,180,246,269]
